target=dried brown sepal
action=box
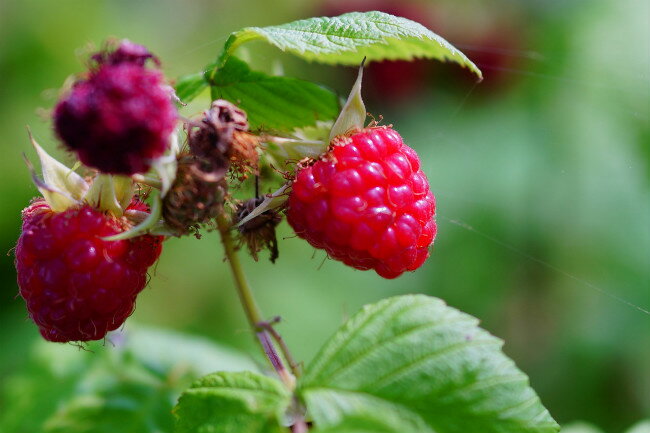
[230,131,260,181]
[188,99,259,182]
[235,197,283,263]
[189,100,247,161]
[162,154,227,237]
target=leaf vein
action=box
[367,338,501,391]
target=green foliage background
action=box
[0,0,647,432]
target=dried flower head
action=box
[235,197,283,263]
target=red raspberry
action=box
[286,126,436,279]
[54,40,177,175]
[14,199,163,342]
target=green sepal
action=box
[329,62,366,141]
[235,184,289,228]
[84,174,134,217]
[25,129,88,212]
[103,190,167,241]
[150,129,181,197]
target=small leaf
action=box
[210,56,339,131]
[174,371,290,433]
[329,62,366,140]
[175,70,210,103]
[300,295,559,433]
[218,11,481,80]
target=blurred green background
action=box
[0,0,648,432]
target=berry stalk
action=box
[216,212,302,382]
[215,213,265,331]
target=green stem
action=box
[216,213,265,331]
[216,212,302,384]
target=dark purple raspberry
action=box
[14,199,163,342]
[54,40,177,175]
[287,126,436,279]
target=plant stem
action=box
[260,317,302,378]
[257,331,295,389]
[216,213,265,335]
[215,212,301,387]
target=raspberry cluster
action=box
[287,126,436,279]
[54,40,177,175]
[15,199,163,342]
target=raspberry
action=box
[54,40,177,175]
[14,199,163,342]
[286,126,436,279]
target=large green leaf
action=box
[308,415,412,433]
[173,371,290,433]
[303,388,432,433]
[217,11,481,79]
[210,56,339,131]
[300,295,559,433]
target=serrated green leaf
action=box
[218,11,481,79]
[300,295,559,433]
[303,388,432,433]
[210,56,339,131]
[309,416,408,433]
[174,371,290,433]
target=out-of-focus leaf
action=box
[216,11,482,79]
[122,326,258,378]
[173,371,290,433]
[560,422,604,433]
[0,325,255,433]
[300,295,559,433]
[210,56,339,131]
[175,70,210,103]
[626,420,650,433]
